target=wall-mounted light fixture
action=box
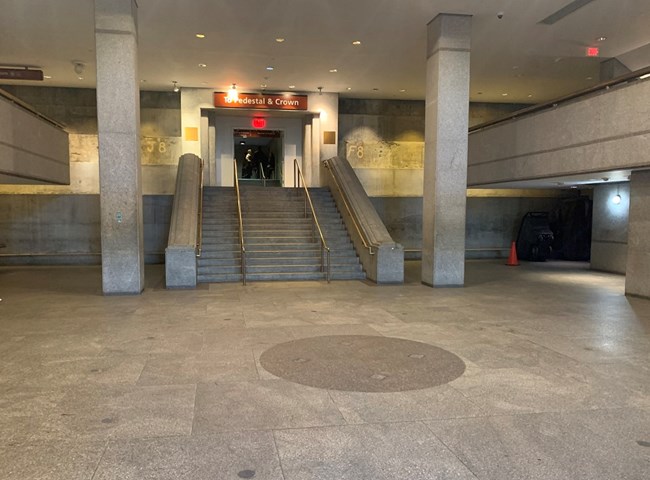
[73,61,85,79]
[172,81,179,93]
[612,184,622,205]
[227,83,238,101]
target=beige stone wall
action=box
[338,99,530,198]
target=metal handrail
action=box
[323,160,375,255]
[469,65,650,134]
[196,158,204,257]
[234,159,247,285]
[259,159,267,187]
[293,159,331,283]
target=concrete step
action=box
[197,265,242,275]
[197,186,365,283]
[197,273,243,283]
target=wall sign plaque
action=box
[0,68,44,81]
[214,92,308,110]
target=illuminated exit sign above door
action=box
[214,92,308,110]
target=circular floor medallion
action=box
[259,335,465,392]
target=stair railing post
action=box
[326,247,331,283]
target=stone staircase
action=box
[197,185,365,283]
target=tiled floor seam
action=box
[271,430,288,480]
[189,383,199,436]
[89,440,109,480]
[420,420,482,480]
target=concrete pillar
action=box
[200,112,210,185]
[303,123,312,187]
[421,14,471,287]
[625,170,650,298]
[95,0,144,294]
[311,115,321,186]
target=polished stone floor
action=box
[0,260,649,480]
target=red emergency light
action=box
[252,117,267,129]
[586,47,599,57]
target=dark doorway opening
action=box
[234,129,283,186]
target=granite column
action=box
[421,14,471,287]
[95,0,144,294]
[625,170,650,298]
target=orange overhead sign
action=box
[214,92,308,110]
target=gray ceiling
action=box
[1,0,649,103]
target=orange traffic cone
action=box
[506,241,519,266]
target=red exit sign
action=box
[586,47,599,57]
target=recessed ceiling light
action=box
[399,89,406,92]
[346,87,352,90]
[586,76,593,80]
[195,33,205,39]
[276,38,285,43]
[501,93,508,96]
[527,94,533,98]
[266,66,274,71]
[352,40,361,45]
[329,68,338,73]
[44,75,52,79]
[289,85,295,89]
[640,73,650,80]
[260,84,267,88]
[597,36,607,42]
[198,63,207,68]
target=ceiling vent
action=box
[539,0,597,25]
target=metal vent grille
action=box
[539,0,597,25]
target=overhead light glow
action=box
[198,63,207,68]
[266,66,274,71]
[639,73,650,80]
[172,81,179,93]
[44,75,52,79]
[329,69,338,73]
[195,33,205,39]
[276,38,285,43]
[612,194,622,205]
[597,36,607,42]
[227,83,238,101]
[352,40,361,45]
[289,85,295,89]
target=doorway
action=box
[234,129,283,186]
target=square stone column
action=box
[421,14,471,287]
[95,0,144,294]
[625,170,650,298]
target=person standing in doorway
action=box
[266,151,276,179]
[243,148,253,178]
[253,147,266,179]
